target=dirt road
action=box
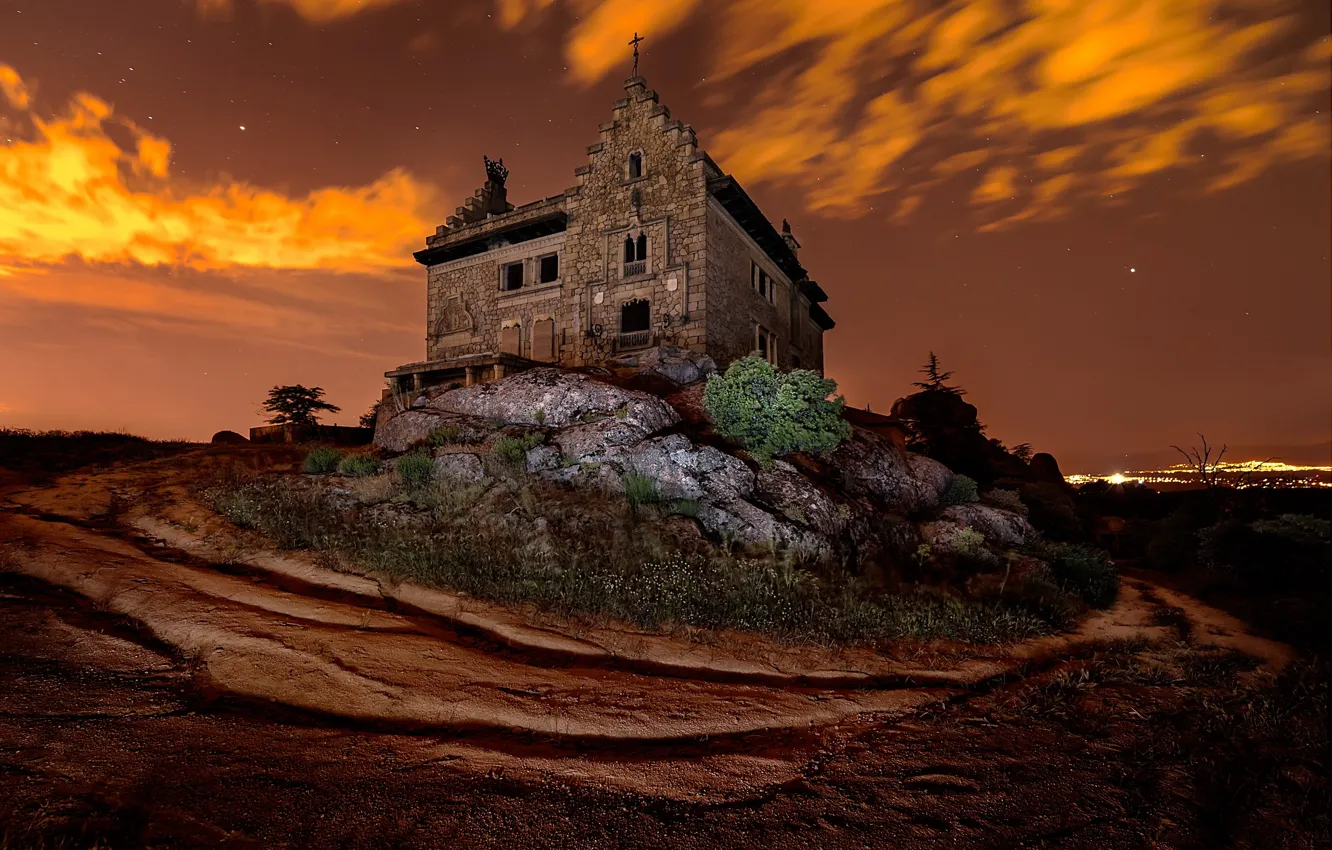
[0,450,1322,848]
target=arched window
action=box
[628,152,643,179]
[623,234,635,263]
[620,298,650,333]
[635,232,647,262]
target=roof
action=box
[414,210,568,266]
[706,175,807,283]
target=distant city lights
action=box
[1066,461,1331,490]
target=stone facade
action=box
[388,75,834,394]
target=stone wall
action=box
[556,77,711,366]
[425,231,567,363]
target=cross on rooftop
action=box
[629,32,644,76]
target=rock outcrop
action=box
[373,360,1023,566]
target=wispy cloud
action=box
[496,0,1328,228]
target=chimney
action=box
[781,218,800,258]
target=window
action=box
[619,298,652,350]
[538,253,559,284]
[501,261,523,291]
[628,151,643,179]
[751,261,774,303]
[755,325,777,365]
[622,231,648,277]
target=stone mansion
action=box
[385,73,834,395]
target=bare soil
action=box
[1,447,1325,848]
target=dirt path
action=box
[1,452,1320,848]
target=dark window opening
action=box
[635,232,647,261]
[620,299,651,333]
[628,152,643,179]
[502,262,523,291]
[623,235,635,263]
[539,254,559,283]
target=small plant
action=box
[337,453,380,477]
[396,451,434,489]
[943,474,980,506]
[623,472,661,506]
[492,432,544,468]
[303,446,343,474]
[913,542,933,565]
[427,425,461,447]
[949,527,986,556]
[614,404,630,419]
[703,355,850,463]
[534,408,546,425]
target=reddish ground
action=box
[0,446,1325,848]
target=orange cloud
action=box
[547,0,1328,227]
[0,64,431,274]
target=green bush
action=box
[1043,542,1119,608]
[303,446,343,475]
[426,425,460,447]
[492,432,544,468]
[622,472,661,506]
[396,452,434,489]
[702,355,850,463]
[943,474,980,506]
[984,487,1026,514]
[949,527,986,556]
[337,453,380,477]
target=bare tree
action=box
[1170,434,1229,490]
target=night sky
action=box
[1,0,1328,472]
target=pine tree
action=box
[911,352,965,395]
[262,385,341,426]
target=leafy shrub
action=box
[1200,514,1330,591]
[1042,542,1119,608]
[622,473,661,506]
[426,426,460,447]
[337,453,380,477]
[492,433,544,468]
[396,452,434,489]
[303,446,343,475]
[703,355,850,463]
[943,474,980,506]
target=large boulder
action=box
[374,410,490,453]
[606,345,717,386]
[828,428,952,515]
[753,460,848,539]
[938,503,1034,548]
[210,430,248,445]
[428,368,680,433]
[433,452,486,484]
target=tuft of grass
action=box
[426,425,461,447]
[623,472,661,506]
[303,446,343,475]
[337,453,380,478]
[491,432,544,469]
[1042,542,1119,608]
[395,452,433,489]
[668,498,701,518]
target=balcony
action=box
[616,330,652,351]
[622,260,647,278]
